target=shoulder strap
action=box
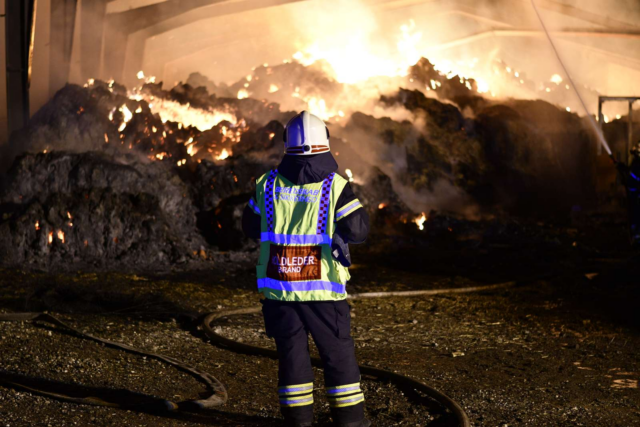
[264,170,278,232]
[316,172,335,235]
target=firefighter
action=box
[242,111,370,427]
[617,143,640,248]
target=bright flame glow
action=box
[550,74,563,84]
[345,168,354,182]
[237,89,249,99]
[140,97,235,131]
[293,17,422,84]
[56,230,65,243]
[117,104,133,132]
[306,97,338,121]
[217,148,230,160]
[414,213,427,231]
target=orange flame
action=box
[216,148,230,160]
[414,212,427,230]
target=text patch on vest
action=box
[267,245,322,282]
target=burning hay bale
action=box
[406,57,490,112]
[0,151,205,269]
[228,60,343,115]
[341,87,596,217]
[186,72,235,98]
[0,54,609,270]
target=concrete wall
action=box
[0,0,52,145]
[0,0,6,145]
[30,0,51,117]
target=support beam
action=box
[427,29,640,53]
[79,0,107,81]
[49,0,77,97]
[537,0,639,32]
[5,0,36,136]
[107,0,305,85]
[103,0,225,84]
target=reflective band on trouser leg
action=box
[326,382,364,408]
[265,169,278,232]
[317,172,335,234]
[278,382,314,407]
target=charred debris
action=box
[0,57,626,271]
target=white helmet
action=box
[283,111,330,155]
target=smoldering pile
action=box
[0,57,603,270]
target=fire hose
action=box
[0,282,525,426]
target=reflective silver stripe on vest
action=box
[258,278,346,294]
[261,232,332,245]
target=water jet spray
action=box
[530,0,615,160]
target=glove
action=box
[331,232,352,267]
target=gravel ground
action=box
[0,228,639,426]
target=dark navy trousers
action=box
[261,299,365,426]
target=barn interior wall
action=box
[0,0,6,145]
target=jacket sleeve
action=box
[242,195,261,239]
[334,183,369,244]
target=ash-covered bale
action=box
[0,189,188,269]
[186,156,270,212]
[344,88,598,218]
[186,72,234,98]
[232,120,285,160]
[352,167,413,233]
[474,100,596,215]
[348,90,486,196]
[181,156,270,251]
[0,151,206,270]
[197,194,254,251]
[1,84,124,171]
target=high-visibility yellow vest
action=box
[252,170,358,301]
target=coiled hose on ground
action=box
[0,281,519,426]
